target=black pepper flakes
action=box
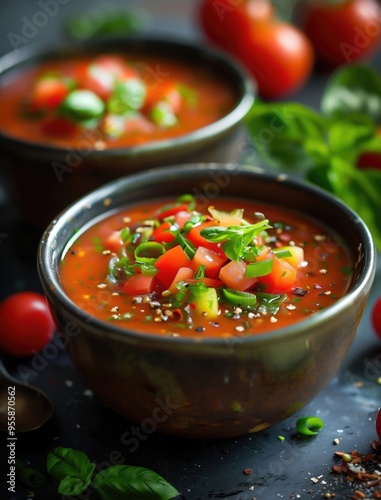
[293,287,308,297]
[195,326,205,333]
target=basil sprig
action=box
[46,447,179,499]
[245,64,381,250]
[200,219,271,261]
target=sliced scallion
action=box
[134,242,165,263]
[295,416,324,436]
[222,289,257,308]
[246,258,273,278]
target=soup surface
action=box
[60,196,353,338]
[0,54,236,148]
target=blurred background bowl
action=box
[38,163,376,439]
[0,36,255,227]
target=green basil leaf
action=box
[245,102,328,171]
[92,465,179,500]
[355,134,381,156]
[47,447,95,496]
[322,65,381,124]
[15,459,47,488]
[328,120,376,157]
[309,157,381,249]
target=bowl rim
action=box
[37,163,377,348]
[0,35,255,156]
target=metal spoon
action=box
[0,359,53,432]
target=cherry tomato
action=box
[31,77,70,111]
[235,20,314,99]
[372,297,381,340]
[0,292,55,357]
[300,0,381,69]
[200,0,274,51]
[376,407,381,440]
[200,0,314,98]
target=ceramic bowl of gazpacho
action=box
[38,163,376,439]
[0,36,254,226]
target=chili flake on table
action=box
[59,195,353,338]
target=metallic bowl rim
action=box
[37,163,377,349]
[0,35,255,158]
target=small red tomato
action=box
[372,297,381,340]
[200,0,314,99]
[301,0,381,69]
[376,407,381,440]
[0,292,55,357]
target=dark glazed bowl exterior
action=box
[0,37,255,226]
[38,164,376,439]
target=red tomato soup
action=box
[59,196,354,338]
[0,54,236,148]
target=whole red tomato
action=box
[0,292,55,357]
[301,0,381,69]
[200,0,314,99]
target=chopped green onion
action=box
[273,249,293,258]
[222,289,257,308]
[171,226,196,259]
[60,90,105,121]
[140,263,158,277]
[134,242,165,263]
[120,227,131,243]
[246,258,273,278]
[295,416,325,436]
[193,265,206,280]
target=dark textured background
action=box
[0,1,381,499]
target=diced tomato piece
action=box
[219,260,257,291]
[154,245,190,288]
[144,80,182,113]
[152,222,175,244]
[191,246,227,279]
[122,274,155,295]
[31,78,70,111]
[187,220,224,252]
[104,231,123,253]
[40,117,78,137]
[168,267,194,294]
[157,203,189,221]
[258,256,296,293]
